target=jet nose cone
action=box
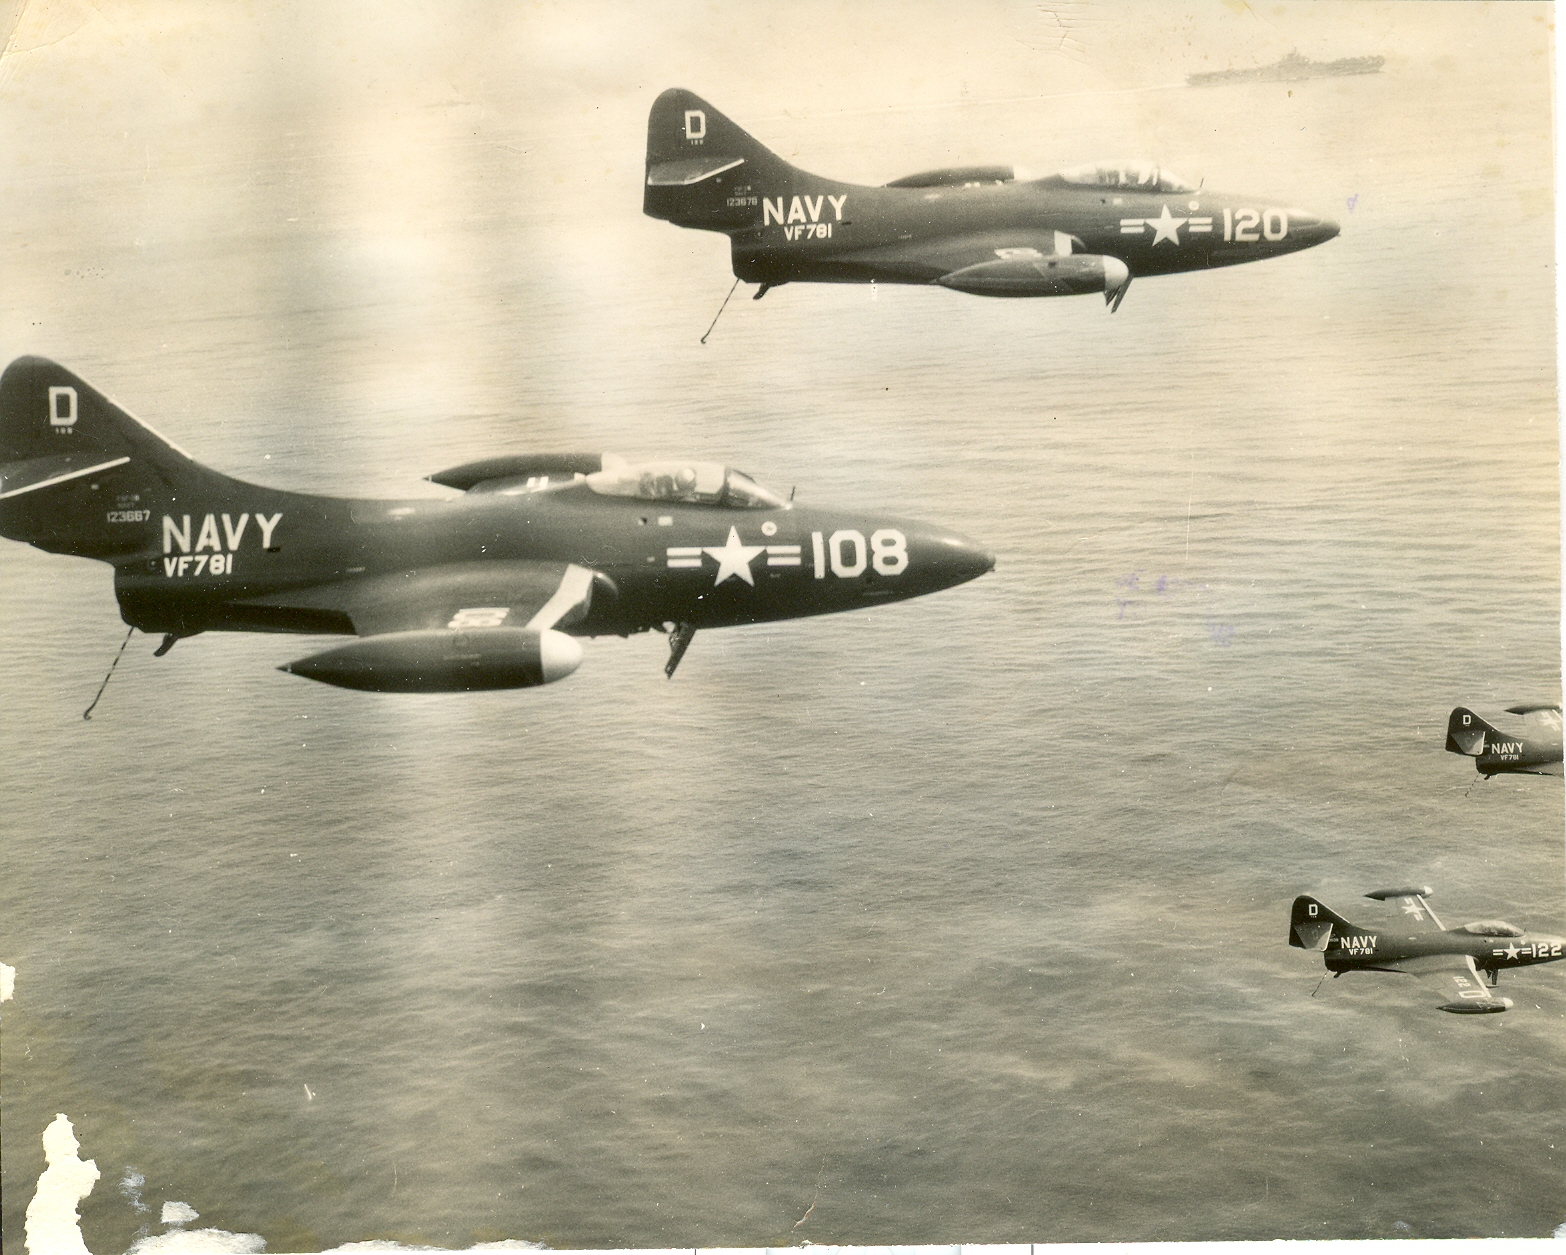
[1288,208,1339,248]
[925,530,995,589]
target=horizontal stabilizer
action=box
[1291,920,1333,951]
[0,452,129,500]
[1289,895,1358,946]
[1445,707,1495,756]
[647,156,745,187]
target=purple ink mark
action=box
[1115,571,1214,624]
[1346,194,1359,213]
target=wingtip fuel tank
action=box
[279,628,584,693]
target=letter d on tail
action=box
[1445,707,1495,756]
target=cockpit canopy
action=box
[1055,159,1197,193]
[1460,920,1526,937]
[586,455,787,509]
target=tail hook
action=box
[700,277,742,344]
[83,626,135,720]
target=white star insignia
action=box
[703,526,765,586]
[1147,203,1188,246]
[1503,942,1521,961]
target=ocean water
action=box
[1,3,1561,1251]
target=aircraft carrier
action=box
[1189,50,1384,86]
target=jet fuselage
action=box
[110,481,992,640]
[726,178,1338,288]
[644,88,1339,306]
[1322,926,1566,976]
[1,356,993,691]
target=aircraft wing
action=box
[848,229,1083,276]
[257,560,602,691]
[242,559,598,637]
[1387,953,1509,1012]
[1522,705,1563,748]
[842,230,1131,302]
[1366,889,1445,932]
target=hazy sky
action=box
[3,2,1549,185]
[3,3,1550,398]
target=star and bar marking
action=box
[1119,203,1213,245]
[666,527,802,585]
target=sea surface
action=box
[1,3,1561,1250]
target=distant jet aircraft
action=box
[1289,887,1563,1014]
[644,88,1339,311]
[1445,705,1563,778]
[0,357,992,692]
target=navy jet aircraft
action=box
[1445,704,1563,778]
[0,357,993,692]
[1289,887,1563,1014]
[644,88,1339,310]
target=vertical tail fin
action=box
[1446,707,1499,756]
[0,356,239,562]
[1288,895,1360,950]
[643,88,805,232]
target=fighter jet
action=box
[0,356,993,693]
[1289,887,1563,1014]
[644,88,1339,311]
[1445,705,1563,778]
